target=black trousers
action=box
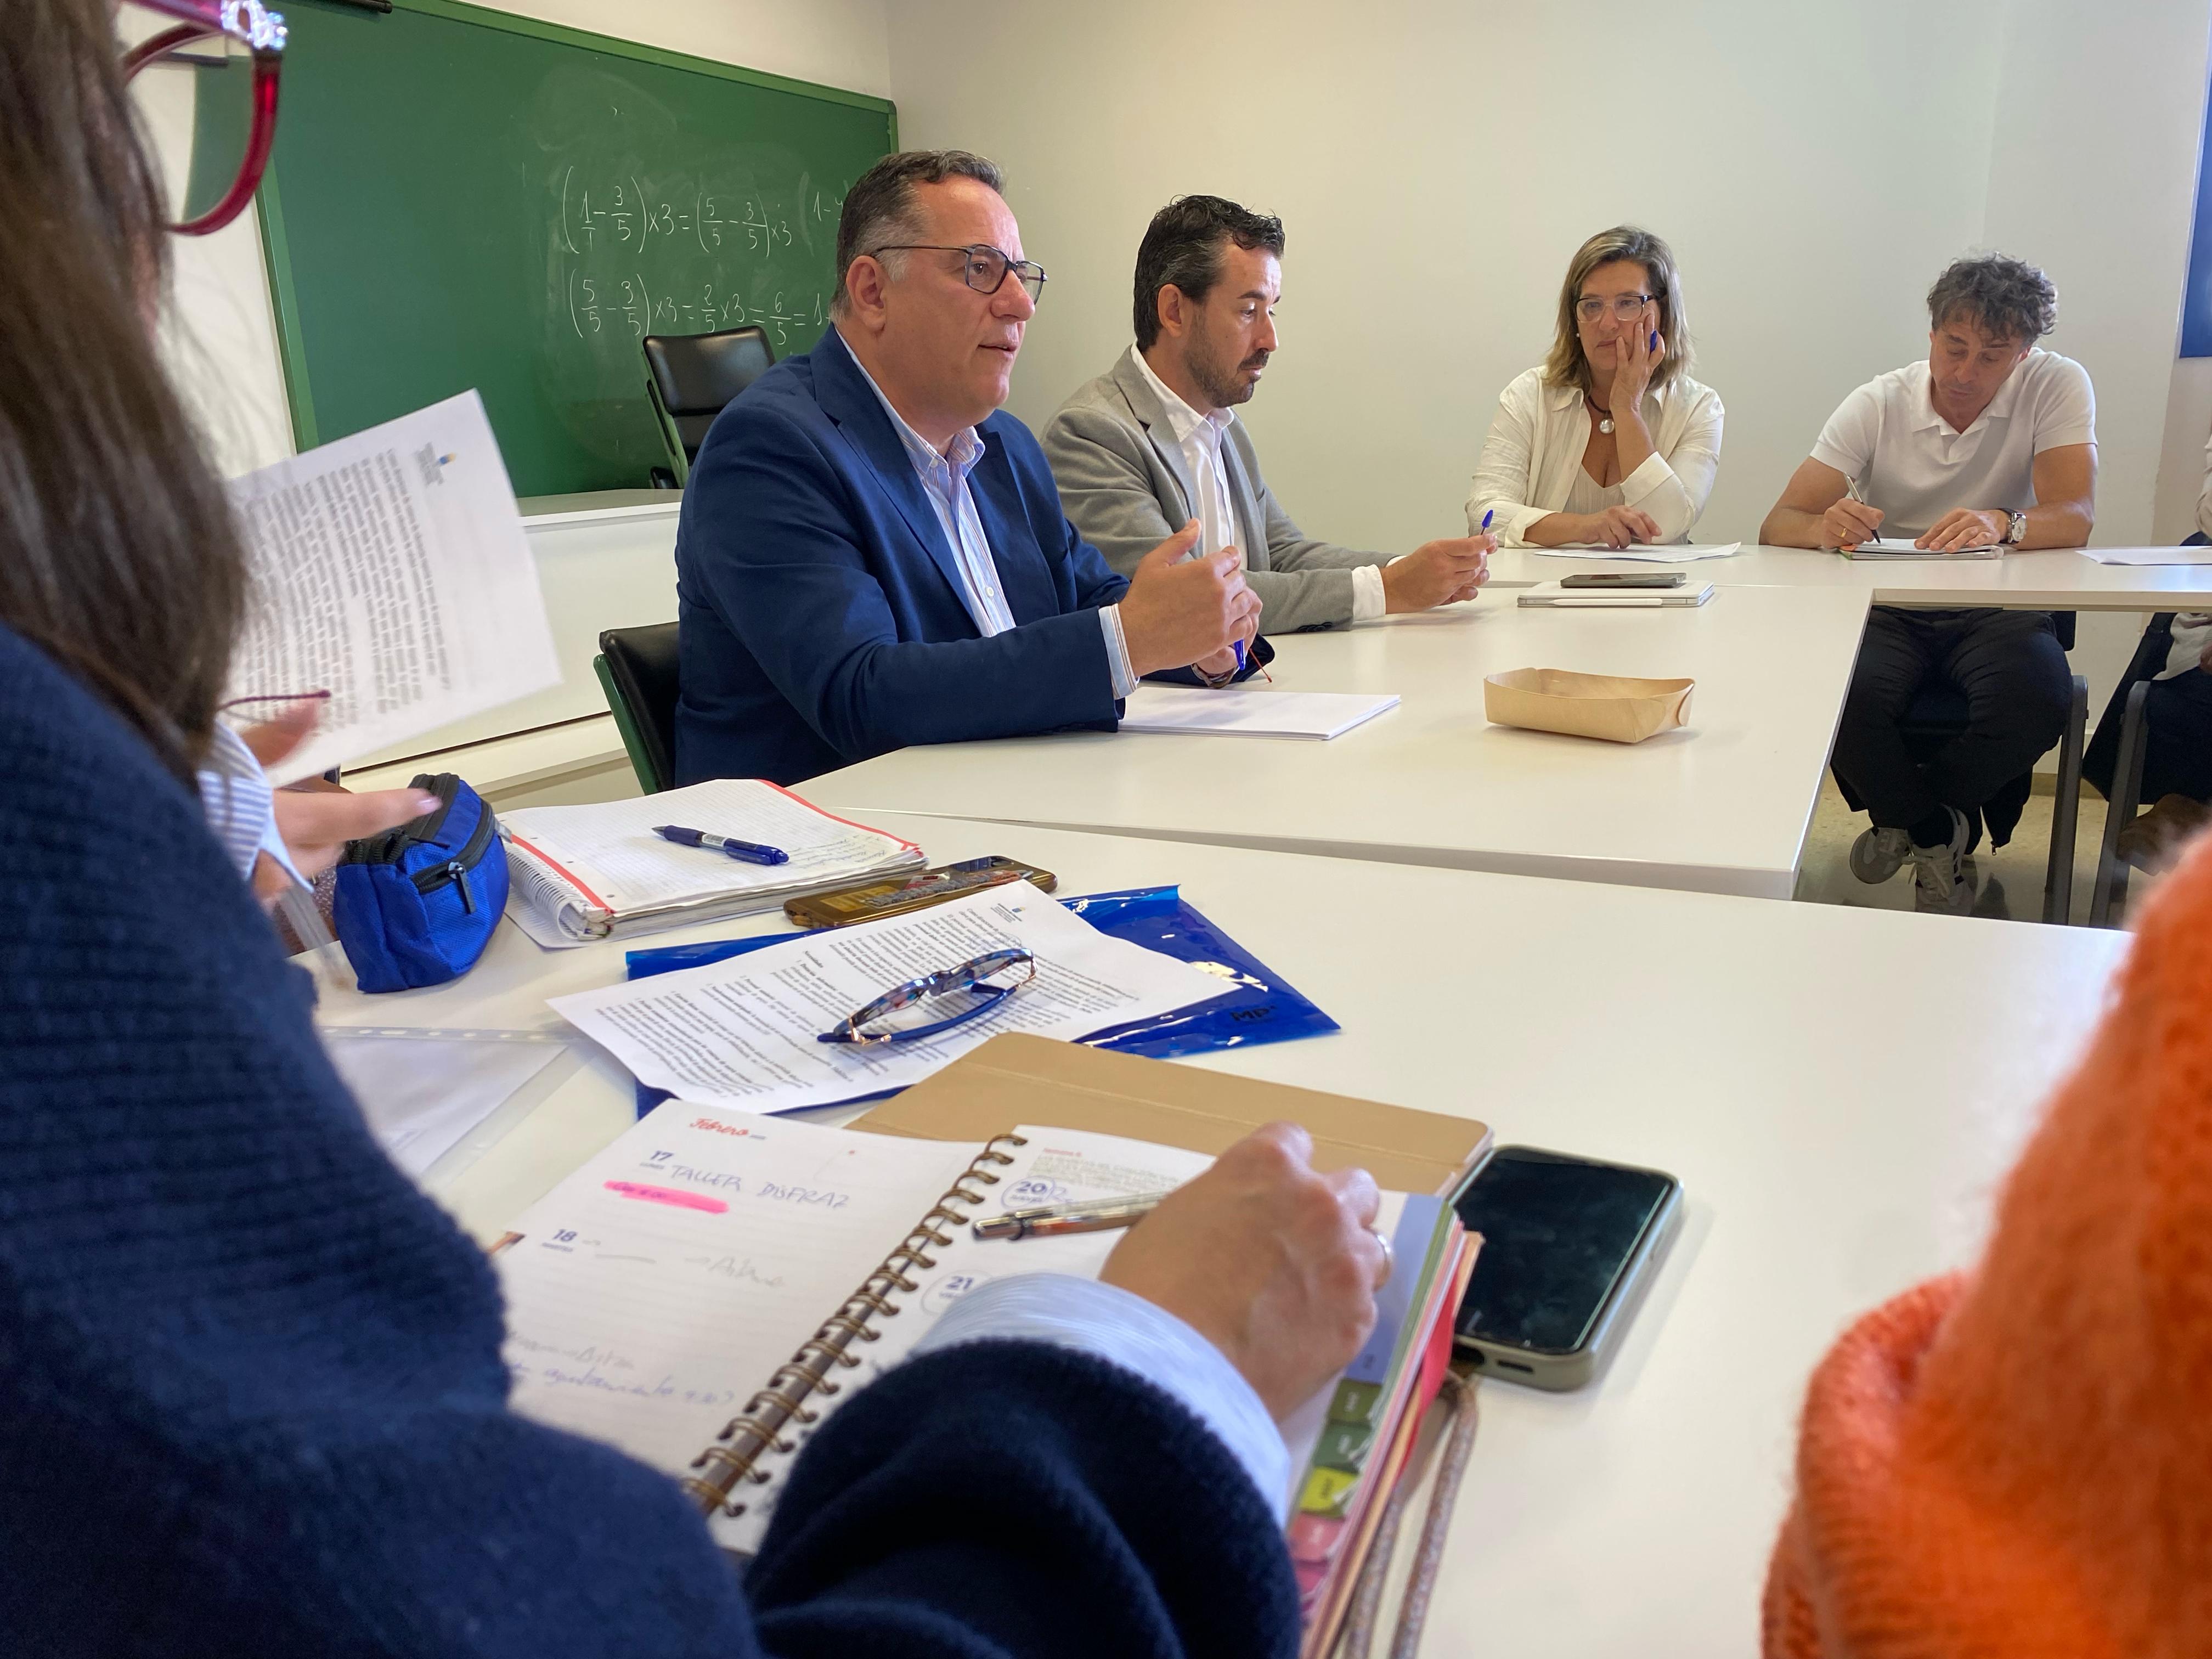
[1831,607,2073,829]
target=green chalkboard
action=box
[250,0,895,494]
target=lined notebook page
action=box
[500,780,921,915]
[495,1102,975,1480]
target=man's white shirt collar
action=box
[1131,347,1233,452]
[1908,354,2031,439]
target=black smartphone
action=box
[1559,572,1685,589]
[1452,1146,1681,1390]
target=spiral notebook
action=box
[492,1036,1492,1559]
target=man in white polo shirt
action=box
[1761,254,2096,913]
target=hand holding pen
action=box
[1825,478,1884,551]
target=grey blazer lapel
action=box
[1109,349,1200,523]
[1219,423,1271,572]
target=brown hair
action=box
[1542,225,1694,394]
[0,0,247,781]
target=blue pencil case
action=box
[620,884,1338,1115]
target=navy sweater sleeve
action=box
[0,623,1295,1659]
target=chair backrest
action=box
[595,622,682,793]
[641,327,775,479]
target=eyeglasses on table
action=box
[816,947,1037,1046]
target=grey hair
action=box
[1926,253,2057,344]
[832,149,1006,314]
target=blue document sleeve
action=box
[618,884,1337,1115]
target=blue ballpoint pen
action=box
[652,825,789,866]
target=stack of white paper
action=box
[546,885,1227,1112]
[501,778,924,947]
[1119,685,1399,739]
[1841,538,2000,560]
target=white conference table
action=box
[804,584,1870,901]
[1486,541,2212,610]
[317,813,2128,1658]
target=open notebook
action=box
[500,778,923,946]
[492,1036,1491,1648]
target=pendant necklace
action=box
[1589,397,1615,436]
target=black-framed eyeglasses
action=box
[1576,292,1655,323]
[870,243,1047,303]
[817,949,1037,1046]
[121,0,286,236]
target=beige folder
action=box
[851,1032,1491,1198]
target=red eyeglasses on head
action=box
[121,0,286,236]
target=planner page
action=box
[495,1102,977,1481]
[715,1124,1408,1552]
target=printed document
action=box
[1119,685,1399,740]
[2084,545,2212,566]
[224,391,559,783]
[1533,541,1740,561]
[546,886,1226,1111]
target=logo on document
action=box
[414,443,453,487]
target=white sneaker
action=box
[1850,826,1912,884]
[1910,808,1973,915]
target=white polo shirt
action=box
[1810,350,2096,540]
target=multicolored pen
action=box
[651,825,789,866]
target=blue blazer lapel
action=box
[810,329,972,611]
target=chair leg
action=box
[2090,681,2153,927]
[2042,675,2087,924]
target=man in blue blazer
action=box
[675,150,1265,787]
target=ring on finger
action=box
[1367,1225,1393,1284]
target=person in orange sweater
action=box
[1764,832,2212,1656]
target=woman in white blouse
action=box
[1467,227,1724,548]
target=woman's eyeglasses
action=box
[817,949,1037,1046]
[1576,293,1655,323]
[121,0,286,236]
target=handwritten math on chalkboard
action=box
[248,0,894,496]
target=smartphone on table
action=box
[783,855,1056,928]
[1559,572,1685,589]
[1452,1145,1681,1390]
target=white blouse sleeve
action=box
[1465,376,1553,546]
[1618,383,1724,543]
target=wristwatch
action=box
[2005,509,2028,545]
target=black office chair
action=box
[1892,611,2086,924]
[593,622,681,794]
[641,326,775,487]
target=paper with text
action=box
[224,391,559,783]
[1119,685,1400,740]
[2084,545,2212,566]
[496,1104,975,1483]
[1532,541,1740,561]
[548,886,1227,1111]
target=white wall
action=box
[151,0,891,477]
[890,0,2208,552]
[890,0,2211,732]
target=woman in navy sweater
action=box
[0,3,1387,1651]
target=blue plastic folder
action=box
[618,884,1339,1115]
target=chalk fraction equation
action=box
[564,267,827,348]
[558,165,797,258]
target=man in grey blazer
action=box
[1044,196,1492,634]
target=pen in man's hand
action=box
[652,825,789,866]
[973,1189,1175,1240]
